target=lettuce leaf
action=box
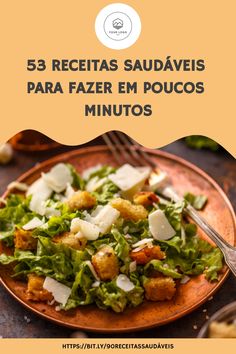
[0,230,15,247]
[92,180,119,205]
[185,223,198,237]
[159,236,183,253]
[33,216,70,238]
[0,253,15,264]
[1,237,89,285]
[184,192,208,210]
[202,248,223,281]
[127,272,144,306]
[0,194,36,246]
[86,166,119,204]
[0,199,28,231]
[111,228,130,263]
[161,235,223,280]
[67,164,85,190]
[94,281,127,312]
[120,219,150,240]
[6,194,25,207]
[65,264,95,308]
[163,201,185,232]
[185,136,219,151]
[90,236,113,250]
[144,259,182,279]
[89,165,116,179]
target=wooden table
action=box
[0,138,235,338]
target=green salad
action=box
[0,163,223,313]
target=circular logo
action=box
[95,3,141,50]
[104,12,132,41]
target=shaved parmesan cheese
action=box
[113,192,121,198]
[132,238,153,248]
[27,177,52,199]
[161,186,181,203]
[65,183,75,199]
[47,299,55,306]
[43,277,71,306]
[91,205,104,217]
[82,164,102,180]
[30,198,46,216]
[92,280,100,288]
[129,261,137,273]
[7,181,28,192]
[70,219,81,233]
[82,206,104,224]
[44,207,61,218]
[149,210,176,240]
[124,234,132,240]
[84,260,100,280]
[82,210,93,223]
[80,205,120,234]
[23,217,44,230]
[70,218,100,240]
[42,163,73,193]
[109,164,150,199]
[54,193,67,202]
[109,164,151,191]
[74,231,85,240]
[27,178,52,215]
[86,176,108,192]
[116,274,135,292]
[146,170,169,192]
[132,245,147,253]
[91,205,120,234]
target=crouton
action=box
[53,232,87,250]
[130,246,165,265]
[92,245,119,281]
[144,277,176,301]
[133,192,159,207]
[67,191,96,211]
[26,274,53,302]
[14,229,37,250]
[110,198,148,221]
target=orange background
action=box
[0,0,235,156]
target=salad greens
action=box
[185,136,219,151]
[184,192,208,210]
[0,163,223,313]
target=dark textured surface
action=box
[0,137,235,338]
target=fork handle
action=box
[162,187,236,278]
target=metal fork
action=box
[102,131,236,277]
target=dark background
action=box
[0,136,235,338]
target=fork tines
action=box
[102,131,157,168]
